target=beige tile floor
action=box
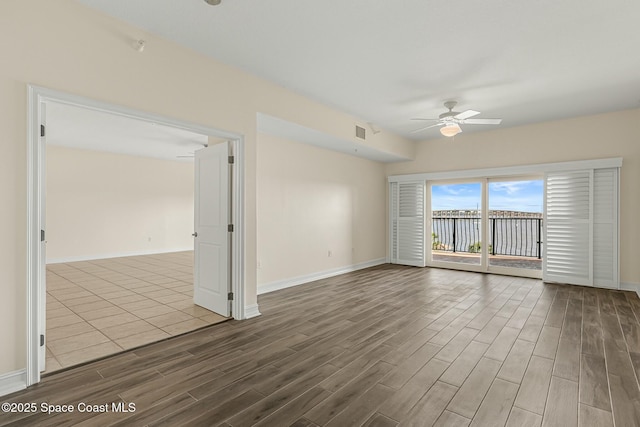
[45,251,228,373]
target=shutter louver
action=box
[543,168,619,289]
[390,182,399,261]
[544,171,591,285]
[390,181,425,267]
[593,169,618,288]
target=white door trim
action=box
[26,84,246,388]
[388,158,623,183]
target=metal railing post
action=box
[491,218,496,255]
[452,218,456,253]
[537,218,542,259]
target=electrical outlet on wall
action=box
[328,250,332,257]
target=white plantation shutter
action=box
[390,181,426,267]
[544,171,591,285]
[390,182,399,261]
[544,168,619,288]
[593,168,618,288]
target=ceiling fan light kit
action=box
[440,123,461,137]
[411,101,503,137]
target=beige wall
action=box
[257,134,386,286]
[0,0,412,375]
[46,146,194,262]
[387,108,640,286]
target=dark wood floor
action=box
[2,264,640,426]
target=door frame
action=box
[26,85,246,387]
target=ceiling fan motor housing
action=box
[440,101,459,121]
[439,111,459,120]
[410,100,502,134]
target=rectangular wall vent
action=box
[355,125,366,140]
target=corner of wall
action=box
[620,282,640,299]
[0,369,26,398]
[244,304,261,319]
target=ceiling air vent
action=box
[355,125,366,140]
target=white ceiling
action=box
[46,101,208,162]
[76,0,640,141]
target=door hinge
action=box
[227,292,234,301]
[228,224,234,232]
[228,155,234,164]
[40,125,45,137]
[41,229,45,242]
[40,334,45,346]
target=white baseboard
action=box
[0,369,26,397]
[47,247,193,264]
[257,258,387,295]
[620,282,640,298]
[244,304,261,319]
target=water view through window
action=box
[431,182,482,266]
[431,180,543,271]
[488,180,543,270]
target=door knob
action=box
[192,232,198,237]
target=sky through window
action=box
[431,180,543,213]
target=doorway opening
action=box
[487,178,543,271]
[430,182,483,267]
[428,177,543,277]
[27,85,246,386]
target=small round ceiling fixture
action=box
[134,40,145,52]
[204,0,222,5]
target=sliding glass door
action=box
[429,181,484,270]
[487,178,543,276]
[427,177,543,278]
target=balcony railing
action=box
[432,217,543,259]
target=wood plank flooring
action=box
[2,264,640,426]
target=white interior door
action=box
[194,143,230,316]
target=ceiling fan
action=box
[411,101,502,137]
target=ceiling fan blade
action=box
[411,123,444,133]
[410,117,439,121]
[454,110,480,120]
[461,118,502,125]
